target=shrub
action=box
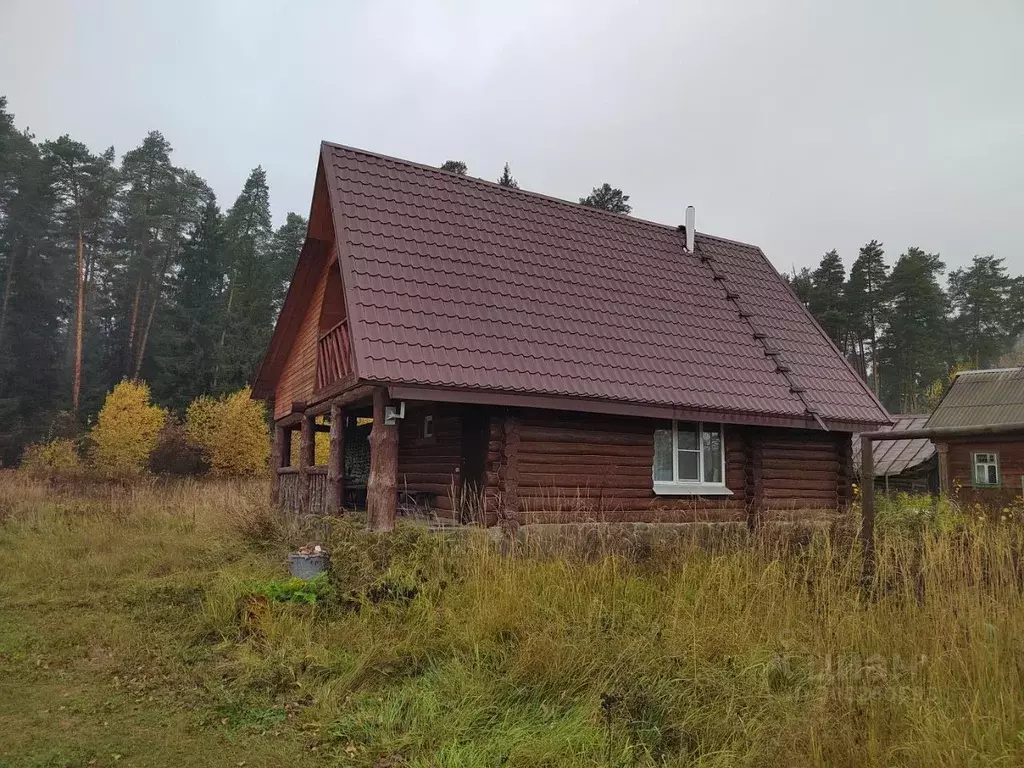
[245,574,333,605]
[89,380,167,477]
[20,437,83,478]
[149,421,210,476]
[187,387,270,476]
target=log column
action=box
[298,414,315,515]
[367,389,398,532]
[501,413,521,521]
[327,403,346,515]
[270,424,291,506]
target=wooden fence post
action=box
[367,389,398,531]
[298,415,314,515]
[327,404,345,515]
[859,434,876,587]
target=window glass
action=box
[677,423,698,451]
[653,427,673,482]
[702,425,723,483]
[653,421,725,487]
[678,450,699,480]
[973,452,999,485]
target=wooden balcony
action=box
[316,319,353,391]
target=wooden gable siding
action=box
[274,255,332,419]
[478,409,850,525]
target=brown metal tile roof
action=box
[853,414,935,477]
[926,367,1024,428]
[307,142,888,428]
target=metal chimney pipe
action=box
[685,206,695,252]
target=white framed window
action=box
[422,414,434,439]
[972,452,1000,487]
[653,421,731,496]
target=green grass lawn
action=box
[1,473,1023,767]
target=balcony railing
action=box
[316,319,352,391]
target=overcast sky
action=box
[2,0,1022,275]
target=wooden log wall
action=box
[488,408,848,525]
[396,403,463,517]
[945,438,1024,508]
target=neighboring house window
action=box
[972,452,1000,487]
[423,415,434,439]
[652,421,730,495]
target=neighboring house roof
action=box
[926,367,1024,429]
[853,414,935,477]
[255,142,890,430]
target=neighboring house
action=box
[252,142,889,527]
[926,368,1024,503]
[853,415,938,495]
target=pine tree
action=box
[878,247,947,412]
[579,183,631,214]
[0,120,64,462]
[152,198,224,410]
[215,166,273,392]
[783,266,813,307]
[132,168,212,379]
[117,132,176,376]
[497,163,519,189]
[948,255,1013,368]
[268,212,307,317]
[808,249,847,351]
[439,160,467,175]
[42,136,119,411]
[847,240,888,390]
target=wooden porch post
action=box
[298,415,315,515]
[859,434,876,586]
[270,424,289,506]
[367,389,398,532]
[327,403,346,515]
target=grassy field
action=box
[1,474,1023,767]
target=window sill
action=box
[653,482,733,497]
[972,483,1001,489]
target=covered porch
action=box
[271,385,493,529]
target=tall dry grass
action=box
[2,471,1023,766]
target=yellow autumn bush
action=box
[90,380,166,476]
[21,437,83,478]
[186,387,269,476]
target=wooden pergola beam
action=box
[859,422,1024,441]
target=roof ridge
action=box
[321,139,690,234]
